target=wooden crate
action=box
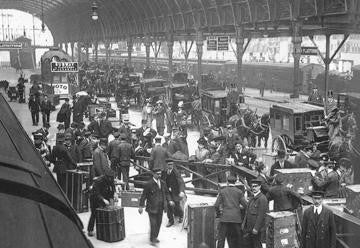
[65,169,90,213]
[266,211,299,248]
[275,168,313,195]
[345,185,360,218]
[187,203,216,248]
[118,191,143,208]
[96,206,125,242]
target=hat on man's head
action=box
[57,123,65,130]
[311,190,325,198]
[250,179,263,186]
[165,158,174,164]
[277,150,286,158]
[56,133,65,142]
[99,138,108,145]
[119,133,127,140]
[84,131,92,137]
[213,136,226,142]
[152,168,162,173]
[113,132,121,138]
[64,98,70,102]
[227,175,237,184]
[155,136,162,142]
[197,137,207,146]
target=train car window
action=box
[275,113,281,129]
[295,116,302,131]
[283,115,290,131]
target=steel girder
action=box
[0,0,358,43]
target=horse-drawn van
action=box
[270,102,328,154]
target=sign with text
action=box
[206,36,229,51]
[301,47,318,56]
[51,62,78,72]
[53,83,69,95]
[0,41,22,49]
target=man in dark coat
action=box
[215,175,248,248]
[242,179,269,248]
[50,133,78,192]
[28,94,40,126]
[161,159,185,227]
[149,137,169,171]
[229,142,257,169]
[117,134,135,190]
[40,95,52,126]
[266,174,302,212]
[92,138,111,181]
[58,98,72,129]
[301,191,336,248]
[78,131,94,161]
[139,169,171,246]
[87,113,113,138]
[153,100,166,136]
[87,167,115,237]
[270,150,294,176]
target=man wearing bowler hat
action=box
[301,190,336,248]
[270,150,294,176]
[242,179,268,248]
[161,158,185,227]
[139,168,171,246]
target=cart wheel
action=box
[272,135,287,154]
[280,134,295,151]
[201,114,211,127]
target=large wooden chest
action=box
[266,211,299,248]
[65,169,89,213]
[275,168,313,195]
[118,190,142,208]
[187,203,216,248]
[96,206,125,242]
[345,185,360,218]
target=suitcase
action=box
[65,169,90,213]
[118,190,143,208]
[275,168,313,195]
[345,185,360,218]
[266,211,299,248]
[96,206,125,242]
[187,203,216,248]
[132,172,153,189]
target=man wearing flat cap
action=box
[270,150,294,177]
[161,159,185,227]
[139,168,171,246]
[242,179,268,248]
[215,175,247,248]
[301,191,336,248]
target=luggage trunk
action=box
[65,169,89,213]
[132,172,153,189]
[266,211,299,248]
[187,203,216,248]
[96,206,125,242]
[345,184,360,218]
[275,168,313,194]
[118,190,143,208]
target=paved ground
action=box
[0,67,307,248]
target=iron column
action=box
[196,29,203,89]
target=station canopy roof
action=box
[1,0,360,45]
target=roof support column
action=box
[127,37,133,67]
[167,33,174,80]
[291,22,302,99]
[65,43,69,54]
[145,36,151,68]
[77,42,81,62]
[105,40,110,64]
[196,29,204,89]
[94,41,98,63]
[70,42,74,61]
[235,26,244,93]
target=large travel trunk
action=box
[266,211,299,248]
[345,184,360,218]
[65,169,90,213]
[274,168,313,194]
[132,172,153,189]
[118,190,143,208]
[96,206,125,242]
[187,203,216,248]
